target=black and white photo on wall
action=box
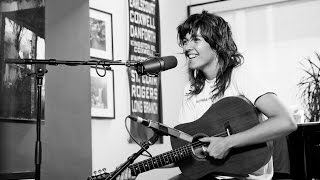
[0,7,45,122]
[89,8,114,60]
[90,67,115,119]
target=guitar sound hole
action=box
[191,133,209,160]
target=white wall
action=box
[188,0,320,116]
[90,0,188,179]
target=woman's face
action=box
[182,29,219,79]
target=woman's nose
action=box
[184,41,193,51]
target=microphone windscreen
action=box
[162,56,178,71]
[137,56,178,75]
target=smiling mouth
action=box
[187,54,198,60]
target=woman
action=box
[117,11,297,180]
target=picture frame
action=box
[0,12,45,122]
[90,67,115,119]
[89,8,114,60]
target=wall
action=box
[0,2,41,175]
[0,0,92,179]
[188,0,320,115]
[90,0,188,179]
[43,0,92,179]
[0,122,36,173]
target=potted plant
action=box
[298,52,320,122]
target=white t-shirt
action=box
[177,68,274,180]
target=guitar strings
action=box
[90,130,234,179]
[129,130,231,175]
[130,130,231,171]
[189,130,229,149]
[189,123,253,149]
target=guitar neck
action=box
[129,144,193,176]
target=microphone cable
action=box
[125,115,153,158]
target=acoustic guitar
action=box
[88,96,271,180]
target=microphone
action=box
[128,115,193,142]
[135,56,177,75]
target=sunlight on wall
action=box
[217,0,320,120]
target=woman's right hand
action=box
[116,168,136,180]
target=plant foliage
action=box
[298,52,320,122]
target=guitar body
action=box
[88,96,272,180]
[171,96,271,179]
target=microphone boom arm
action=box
[4,58,138,67]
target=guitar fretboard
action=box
[129,143,194,176]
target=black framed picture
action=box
[89,8,114,60]
[90,67,115,119]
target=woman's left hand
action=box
[199,136,232,159]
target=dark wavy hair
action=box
[177,11,243,100]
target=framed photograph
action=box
[89,8,114,60]
[90,68,115,119]
[0,12,45,122]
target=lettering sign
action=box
[127,0,162,143]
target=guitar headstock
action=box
[88,168,109,180]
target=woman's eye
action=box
[194,37,201,42]
[182,40,188,45]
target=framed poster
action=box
[0,11,45,122]
[89,8,114,60]
[90,67,115,119]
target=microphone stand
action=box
[106,133,160,180]
[30,66,47,180]
[104,125,184,180]
[4,58,138,180]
